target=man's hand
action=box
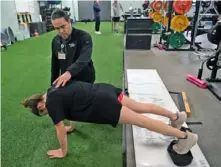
[47,148,65,159]
[53,71,71,88]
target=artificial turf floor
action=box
[2,22,124,167]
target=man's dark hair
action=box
[51,9,70,22]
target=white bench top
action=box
[127,69,210,167]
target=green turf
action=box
[1,22,124,167]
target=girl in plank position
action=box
[21,80,198,159]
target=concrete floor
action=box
[124,35,221,167]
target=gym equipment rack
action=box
[39,1,62,32]
[207,40,221,100]
[159,0,218,51]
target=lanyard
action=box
[61,44,65,53]
[54,37,67,53]
[60,43,67,54]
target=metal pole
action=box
[190,0,201,50]
[166,0,173,49]
[211,40,221,79]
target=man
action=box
[112,0,123,33]
[93,0,101,34]
[142,0,149,10]
[21,80,198,159]
[50,9,96,132]
[142,1,149,17]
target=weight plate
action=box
[169,32,185,48]
[153,0,163,12]
[161,15,175,27]
[152,12,162,22]
[152,22,161,33]
[150,0,155,9]
[149,11,153,18]
[207,25,218,44]
[207,22,221,45]
[171,15,189,32]
[206,56,216,70]
[164,1,168,11]
[173,0,193,14]
[162,16,168,27]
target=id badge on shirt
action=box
[58,52,66,60]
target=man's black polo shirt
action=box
[51,28,95,85]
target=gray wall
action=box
[78,1,111,21]
[78,1,95,21]
[1,0,41,34]
[15,0,41,22]
[1,0,19,33]
[99,1,111,21]
[117,0,143,12]
[31,1,41,22]
[62,0,78,21]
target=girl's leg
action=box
[121,95,176,118]
[121,95,187,129]
[118,106,198,154]
[119,106,185,138]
